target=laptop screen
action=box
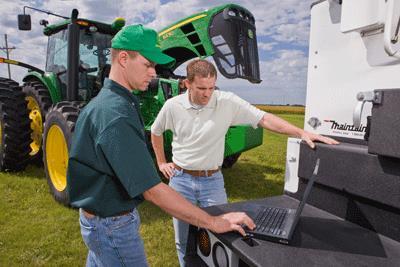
[288,158,320,235]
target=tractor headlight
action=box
[228,10,236,17]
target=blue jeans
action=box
[79,208,148,267]
[169,169,228,267]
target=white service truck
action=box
[285,0,400,193]
[186,1,400,266]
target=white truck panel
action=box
[304,0,400,139]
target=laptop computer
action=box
[244,158,320,245]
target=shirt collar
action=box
[103,78,139,105]
[179,90,217,110]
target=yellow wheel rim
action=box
[46,125,68,192]
[26,96,43,156]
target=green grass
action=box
[0,114,304,266]
[255,105,305,115]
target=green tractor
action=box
[0,4,263,205]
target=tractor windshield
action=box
[209,7,261,83]
[46,29,111,74]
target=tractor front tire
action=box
[0,78,31,171]
[23,80,52,165]
[43,101,80,205]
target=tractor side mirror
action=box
[18,14,31,30]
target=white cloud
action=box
[258,41,278,51]
[273,19,310,45]
[242,0,313,45]
[146,0,203,30]
[265,50,308,89]
[216,49,308,104]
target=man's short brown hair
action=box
[111,48,138,62]
[186,59,217,82]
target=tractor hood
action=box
[209,6,261,83]
[158,4,261,84]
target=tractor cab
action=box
[42,15,123,102]
[17,8,123,104]
[45,24,112,101]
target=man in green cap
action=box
[67,24,255,267]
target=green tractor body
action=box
[1,4,263,204]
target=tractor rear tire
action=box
[43,101,81,205]
[23,80,52,165]
[0,78,31,171]
[222,153,241,168]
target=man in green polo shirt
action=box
[67,24,255,267]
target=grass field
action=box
[0,113,304,266]
[255,105,305,114]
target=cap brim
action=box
[141,49,176,68]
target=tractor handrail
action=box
[0,57,44,75]
[23,6,69,20]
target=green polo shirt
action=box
[67,78,161,217]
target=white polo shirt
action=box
[151,90,265,170]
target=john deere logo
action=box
[161,31,173,40]
[248,29,254,39]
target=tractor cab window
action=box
[46,28,112,101]
[46,30,68,89]
[79,30,112,76]
[78,30,112,100]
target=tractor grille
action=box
[209,7,261,83]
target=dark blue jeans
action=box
[79,208,148,267]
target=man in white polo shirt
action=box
[151,59,338,266]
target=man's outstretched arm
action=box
[258,113,339,148]
[143,182,255,235]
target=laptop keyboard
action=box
[253,207,288,236]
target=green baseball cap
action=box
[111,24,175,67]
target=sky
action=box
[0,0,314,104]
